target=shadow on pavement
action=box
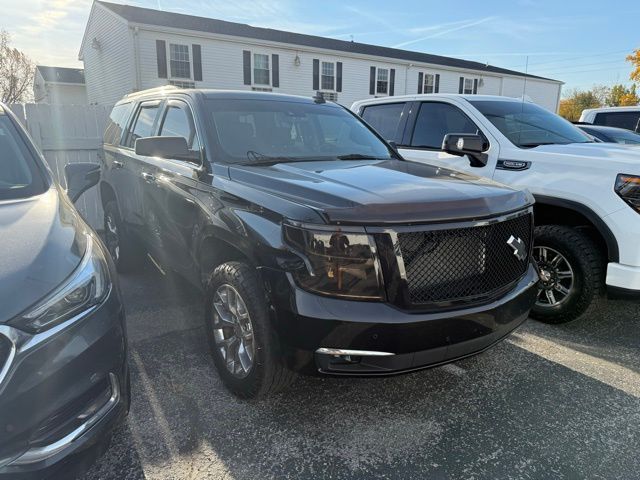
[83,268,640,480]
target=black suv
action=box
[100,87,538,398]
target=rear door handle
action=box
[141,172,156,182]
[112,160,124,168]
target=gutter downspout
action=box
[132,26,141,92]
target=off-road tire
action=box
[531,225,605,324]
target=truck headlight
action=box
[283,225,384,300]
[10,234,111,333]
[615,174,640,213]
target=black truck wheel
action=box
[531,225,605,324]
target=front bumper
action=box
[0,286,129,479]
[266,264,538,375]
[606,262,640,293]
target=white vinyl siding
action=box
[80,3,135,105]
[89,19,561,110]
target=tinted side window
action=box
[103,102,134,145]
[361,103,405,142]
[411,102,480,149]
[159,102,200,151]
[125,102,161,148]
[594,112,640,131]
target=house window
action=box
[463,77,474,94]
[253,53,270,85]
[321,61,335,90]
[423,74,435,94]
[376,68,389,95]
[169,44,190,79]
[317,91,338,102]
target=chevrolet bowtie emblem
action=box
[507,235,527,261]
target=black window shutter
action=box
[369,66,376,95]
[156,40,167,79]
[473,78,479,94]
[389,69,395,96]
[312,59,320,90]
[192,44,202,81]
[243,50,252,85]
[272,54,280,87]
[417,72,423,94]
[435,74,440,93]
[336,62,343,92]
[458,76,464,94]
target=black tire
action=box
[204,261,296,398]
[103,201,144,273]
[531,225,605,324]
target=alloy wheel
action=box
[533,246,575,308]
[212,284,255,378]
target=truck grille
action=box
[397,212,532,306]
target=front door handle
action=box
[112,160,124,169]
[141,172,156,183]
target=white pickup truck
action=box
[352,94,640,323]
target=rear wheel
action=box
[103,201,144,273]
[531,225,605,324]
[205,261,296,398]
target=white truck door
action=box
[396,100,499,179]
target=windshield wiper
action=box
[336,154,387,160]
[240,151,301,166]
[519,142,558,148]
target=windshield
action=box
[470,100,592,148]
[0,115,47,200]
[608,129,640,145]
[206,99,393,164]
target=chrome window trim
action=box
[0,327,18,389]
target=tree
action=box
[558,89,602,121]
[607,84,639,106]
[0,30,35,104]
[628,48,640,84]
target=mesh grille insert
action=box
[398,213,532,305]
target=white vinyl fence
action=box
[8,103,111,229]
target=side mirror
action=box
[135,136,197,162]
[442,134,488,168]
[65,163,100,203]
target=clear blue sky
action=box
[6,0,639,92]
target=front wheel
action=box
[531,225,605,324]
[204,262,296,398]
[103,201,144,273]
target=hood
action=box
[532,142,640,167]
[0,187,86,323]
[229,159,532,224]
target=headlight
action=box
[615,174,640,213]
[283,224,384,300]
[10,234,111,333]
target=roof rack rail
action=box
[123,85,180,99]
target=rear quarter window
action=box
[360,103,406,143]
[594,112,640,131]
[103,102,134,146]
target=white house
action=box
[33,66,87,104]
[79,1,563,110]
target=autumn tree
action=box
[607,84,639,106]
[0,30,35,104]
[628,48,640,84]
[558,89,601,121]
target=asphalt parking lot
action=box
[84,265,640,480]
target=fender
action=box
[534,195,619,262]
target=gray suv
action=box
[0,104,129,479]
